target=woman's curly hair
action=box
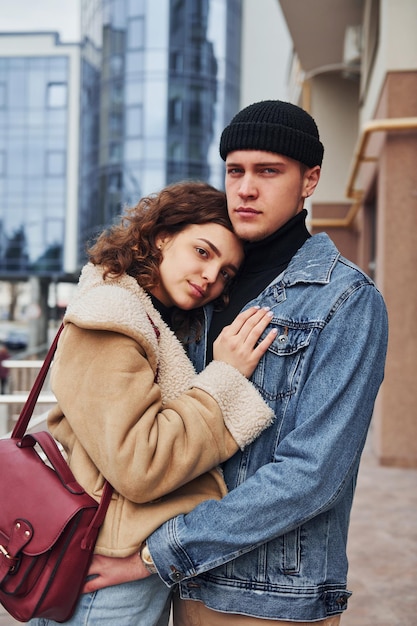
[87,181,237,340]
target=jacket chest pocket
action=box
[251,323,315,401]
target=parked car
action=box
[4,331,28,351]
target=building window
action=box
[189,141,203,160]
[126,105,143,137]
[125,79,143,105]
[46,83,67,108]
[171,0,186,32]
[190,88,203,126]
[170,51,184,73]
[110,112,123,135]
[108,172,122,192]
[361,0,380,98]
[46,151,66,176]
[126,51,144,75]
[169,98,182,125]
[127,17,145,49]
[111,82,124,104]
[128,0,145,16]
[169,142,183,161]
[0,83,6,108]
[110,55,124,77]
[110,143,122,162]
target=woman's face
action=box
[151,223,244,310]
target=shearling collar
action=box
[64,263,196,404]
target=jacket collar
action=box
[267,232,340,290]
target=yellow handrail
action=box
[311,117,417,228]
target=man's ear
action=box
[303,165,321,198]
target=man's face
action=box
[225,150,320,242]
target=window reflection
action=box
[46,151,66,176]
[79,0,241,259]
[0,54,68,274]
[127,17,145,49]
[126,51,144,75]
[128,0,145,16]
[110,55,124,77]
[126,105,143,137]
[47,83,67,108]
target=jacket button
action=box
[278,334,288,344]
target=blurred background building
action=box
[0,0,287,329]
[0,0,416,469]
[0,29,81,344]
[78,0,242,248]
[0,0,247,320]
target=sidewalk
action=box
[1,438,416,625]
[342,438,417,625]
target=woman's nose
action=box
[202,263,219,284]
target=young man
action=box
[87,101,389,624]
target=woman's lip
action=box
[189,282,205,298]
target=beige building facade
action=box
[279,0,417,467]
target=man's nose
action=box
[238,174,257,198]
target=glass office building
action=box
[0,1,242,279]
[80,0,242,241]
[0,49,68,276]
[0,34,81,279]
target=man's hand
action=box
[82,552,151,594]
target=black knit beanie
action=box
[219,100,324,167]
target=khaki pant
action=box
[173,596,342,626]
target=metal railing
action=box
[0,359,55,437]
[310,116,417,229]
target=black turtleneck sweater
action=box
[206,210,310,362]
[149,293,174,329]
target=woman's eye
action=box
[196,247,208,257]
[221,269,231,282]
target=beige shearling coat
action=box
[48,264,273,557]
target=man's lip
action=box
[235,206,260,215]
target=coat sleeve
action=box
[48,324,273,503]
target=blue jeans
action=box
[30,576,172,626]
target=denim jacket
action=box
[148,233,388,621]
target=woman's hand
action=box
[213,306,277,378]
[82,553,151,594]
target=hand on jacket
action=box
[213,306,276,378]
[82,552,150,594]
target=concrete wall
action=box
[371,71,417,466]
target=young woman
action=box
[30,181,276,626]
